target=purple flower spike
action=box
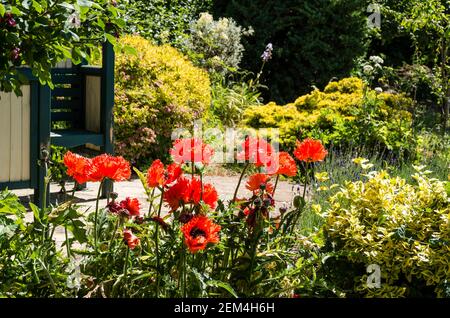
[261,43,273,62]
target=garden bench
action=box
[0,42,115,208]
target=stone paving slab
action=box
[12,175,296,244]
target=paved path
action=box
[12,175,296,244]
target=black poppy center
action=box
[190,227,206,238]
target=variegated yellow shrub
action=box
[114,35,211,165]
[320,166,450,297]
[243,77,414,156]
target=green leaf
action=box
[77,0,94,7]
[123,45,138,56]
[133,167,151,196]
[0,4,5,17]
[29,202,41,223]
[10,6,22,15]
[0,190,26,215]
[32,0,43,13]
[207,280,239,298]
[58,2,75,11]
[105,33,117,46]
[68,220,88,243]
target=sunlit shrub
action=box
[114,35,211,165]
[320,166,450,297]
[243,77,415,157]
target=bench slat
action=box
[51,111,81,122]
[52,87,82,97]
[51,100,82,110]
[53,75,81,85]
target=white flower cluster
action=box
[186,12,254,74]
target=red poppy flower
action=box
[170,138,214,165]
[147,160,182,188]
[243,207,252,216]
[163,177,218,211]
[63,151,92,184]
[120,197,141,217]
[189,178,219,210]
[123,229,140,250]
[163,177,191,211]
[237,136,274,167]
[107,201,123,214]
[89,154,131,182]
[181,216,221,253]
[246,173,274,194]
[293,138,328,162]
[267,152,298,176]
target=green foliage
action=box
[184,12,254,76]
[213,0,369,103]
[243,77,415,158]
[319,166,450,297]
[210,77,262,127]
[0,0,125,95]
[367,0,450,130]
[0,190,71,297]
[114,35,211,166]
[121,0,212,46]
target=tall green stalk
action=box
[123,247,130,297]
[233,162,250,201]
[94,179,105,253]
[154,187,165,298]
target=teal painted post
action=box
[30,80,39,190]
[35,84,51,209]
[101,41,115,198]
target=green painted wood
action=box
[80,66,103,76]
[101,41,115,198]
[51,99,81,110]
[0,180,32,190]
[51,130,104,148]
[2,49,116,205]
[52,74,81,85]
[36,84,51,209]
[51,111,81,122]
[52,87,82,97]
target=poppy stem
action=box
[200,171,203,202]
[94,179,105,254]
[302,162,309,200]
[290,162,309,235]
[233,162,250,202]
[147,188,156,217]
[123,247,130,297]
[109,217,120,254]
[272,174,280,197]
[64,226,71,258]
[155,187,164,298]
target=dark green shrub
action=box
[213,0,369,103]
[122,0,212,46]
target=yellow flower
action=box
[315,171,330,182]
[352,157,374,169]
